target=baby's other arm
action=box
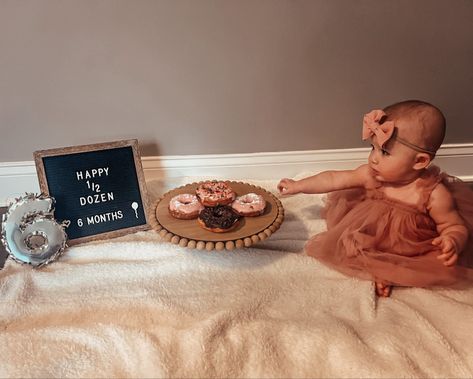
[428,183,468,266]
[278,164,377,195]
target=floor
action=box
[1,183,473,270]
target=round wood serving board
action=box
[151,181,284,250]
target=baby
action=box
[278,100,473,297]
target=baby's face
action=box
[368,135,420,183]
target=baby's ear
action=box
[413,153,432,170]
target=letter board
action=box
[34,139,150,245]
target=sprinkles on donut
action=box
[196,181,236,207]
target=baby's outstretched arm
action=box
[428,183,469,266]
[278,164,378,195]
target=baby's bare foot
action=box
[375,281,392,297]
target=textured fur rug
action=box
[1,176,472,378]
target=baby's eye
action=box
[381,149,390,156]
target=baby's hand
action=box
[432,235,459,266]
[277,178,299,195]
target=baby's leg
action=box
[375,281,392,297]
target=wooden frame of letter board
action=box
[34,139,150,246]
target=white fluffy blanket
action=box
[1,177,473,378]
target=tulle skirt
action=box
[305,178,473,288]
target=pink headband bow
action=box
[361,109,436,155]
[362,109,394,148]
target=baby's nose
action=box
[370,155,378,164]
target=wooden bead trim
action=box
[150,181,284,250]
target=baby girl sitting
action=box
[278,100,473,297]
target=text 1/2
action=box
[86,180,101,193]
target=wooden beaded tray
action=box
[150,181,284,250]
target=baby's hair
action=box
[383,100,446,155]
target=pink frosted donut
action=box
[231,193,266,217]
[195,181,236,207]
[168,194,204,220]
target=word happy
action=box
[76,167,109,180]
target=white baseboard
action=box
[1,144,472,206]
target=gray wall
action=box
[1,0,472,161]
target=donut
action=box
[168,194,204,220]
[195,181,236,207]
[197,205,240,233]
[231,192,266,217]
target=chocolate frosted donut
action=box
[198,205,240,233]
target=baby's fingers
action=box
[437,252,458,266]
[433,237,458,266]
[432,237,443,247]
[432,237,453,253]
[277,179,292,194]
[437,250,452,260]
[277,183,287,194]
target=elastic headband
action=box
[394,135,436,155]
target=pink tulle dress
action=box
[305,166,473,288]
